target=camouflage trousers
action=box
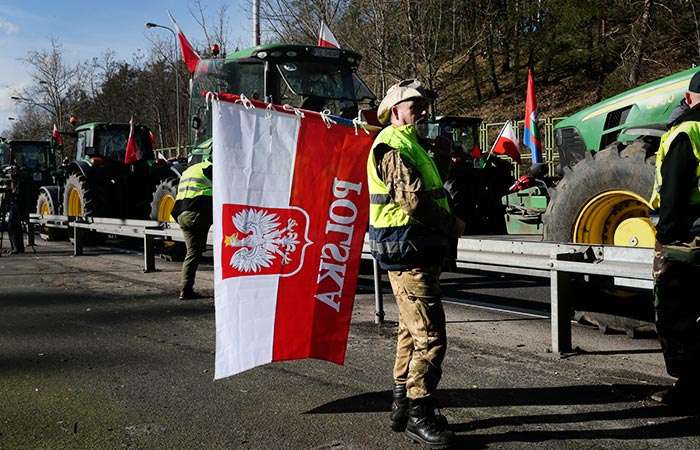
[177,211,211,291]
[653,239,700,378]
[388,266,447,400]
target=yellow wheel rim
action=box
[574,190,655,247]
[157,193,175,222]
[67,188,83,217]
[39,199,50,215]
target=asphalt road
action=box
[1,239,698,449]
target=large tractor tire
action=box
[150,177,178,222]
[149,177,185,261]
[543,140,657,333]
[63,173,102,218]
[36,187,65,240]
[544,140,656,247]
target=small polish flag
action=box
[52,124,63,146]
[490,120,521,164]
[124,117,139,165]
[168,11,201,73]
[318,21,340,48]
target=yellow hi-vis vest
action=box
[366,124,451,269]
[650,121,700,209]
[176,161,212,201]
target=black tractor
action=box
[37,122,180,221]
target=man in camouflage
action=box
[367,80,464,449]
[650,71,700,411]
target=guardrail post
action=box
[550,252,584,354]
[73,225,83,256]
[143,234,156,273]
[372,257,385,325]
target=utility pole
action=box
[253,0,260,46]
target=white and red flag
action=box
[124,117,139,165]
[52,124,62,146]
[212,94,374,378]
[490,120,521,164]
[318,21,340,48]
[168,11,201,73]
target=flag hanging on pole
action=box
[318,21,340,48]
[212,94,374,378]
[52,124,63,146]
[523,68,543,164]
[124,117,139,165]
[490,121,521,164]
[168,11,201,73]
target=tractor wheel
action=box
[63,173,101,218]
[36,189,65,240]
[150,177,179,222]
[149,177,186,261]
[543,140,656,246]
[543,139,658,332]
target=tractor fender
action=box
[69,160,93,179]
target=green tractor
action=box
[149,43,377,222]
[37,122,181,222]
[1,139,56,219]
[543,67,700,248]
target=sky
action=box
[0,0,251,134]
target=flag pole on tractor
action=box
[523,68,543,164]
[318,21,340,48]
[487,120,521,164]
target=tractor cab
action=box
[74,122,154,163]
[188,44,377,149]
[419,116,513,235]
[0,139,55,218]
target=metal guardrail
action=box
[30,214,654,355]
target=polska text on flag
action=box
[491,120,521,164]
[523,68,542,164]
[318,21,340,48]
[212,95,374,378]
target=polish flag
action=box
[212,94,374,378]
[490,120,521,164]
[318,21,340,48]
[168,11,201,73]
[124,117,139,165]
[52,124,63,146]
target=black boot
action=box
[405,397,454,449]
[651,377,700,413]
[390,384,409,432]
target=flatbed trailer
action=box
[29,214,653,356]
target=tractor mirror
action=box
[192,116,202,130]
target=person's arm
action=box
[656,134,698,244]
[376,144,457,236]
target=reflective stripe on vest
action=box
[366,124,451,267]
[175,161,212,201]
[650,121,700,209]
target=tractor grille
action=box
[555,127,586,169]
[603,106,632,130]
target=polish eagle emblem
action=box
[224,208,301,273]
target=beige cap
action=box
[377,79,436,125]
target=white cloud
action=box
[0,17,20,35]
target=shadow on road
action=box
[305,384,663,414]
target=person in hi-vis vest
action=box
[171,158,213,300]
[367,79,465,449]
[649,71,700,412]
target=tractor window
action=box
[12,143,49,170]
[276,62,375,117]
[95,128,129,161]
[76,132,88,159]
